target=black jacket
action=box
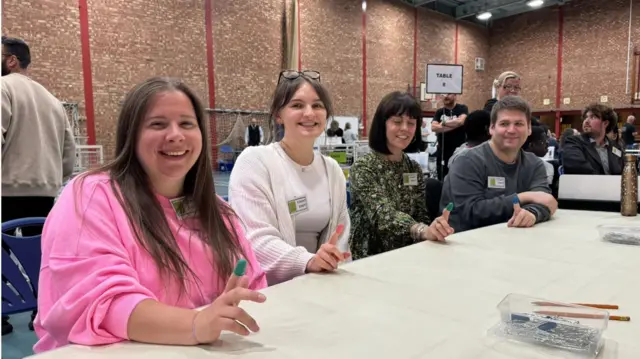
[483,98,498,113]
[562,134,624,175]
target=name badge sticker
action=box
[612,147,622,157]
[170,197,196,220]
[403,173,419,186]
[287,196,309,215]
[488,176,506,189]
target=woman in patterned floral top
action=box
[349,92,454,259]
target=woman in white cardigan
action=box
[229,70,350,285]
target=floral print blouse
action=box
[349,152,430,259]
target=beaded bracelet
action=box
[411,223,427,240]
[416,223,428,240]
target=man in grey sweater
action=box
[2,36,75,335]
[440,96,557,233]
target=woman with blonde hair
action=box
[484,71,521,113]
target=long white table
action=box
[28,210,640,359]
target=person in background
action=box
[607,124,624,149]
[559,128,578,148]
[562,104,624,175]
[558,127,578,165]
[541,125,558,156]
[228,70,350,285]
[524,126,554,185]
[448,110,491,166]
[431,93,469,180]
[1,35,76,335]
[483,71,521,113]
[440,96,557,233]
[343,122,358,144]
[349,91,454,260]
[33,77,267,353]
[622,115,637,149]
[326,119,344,142]
[244,117,263,146]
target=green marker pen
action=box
[234,259,248,277]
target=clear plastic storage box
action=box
[597,224,640,246]
[488,293,609,358]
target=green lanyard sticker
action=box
[170,197,195,219]
[403,173,418,186]
[287,196,309,215]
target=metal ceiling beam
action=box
[488,0,567,20]
[455,0,526,19]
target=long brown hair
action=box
[266,73,333,143]
[78,77,244,290]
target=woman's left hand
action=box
[423,207,454,242]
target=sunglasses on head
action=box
[278,70,321,84]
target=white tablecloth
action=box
[28,210,640,359]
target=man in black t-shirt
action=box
[432,94,469,180]
[622,115,637,149]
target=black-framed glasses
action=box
[503,85,521,92]
[278,70,321,84]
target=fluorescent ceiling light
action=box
[477,12,492,20]
[527,0,544,7]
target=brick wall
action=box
[365,0,414,130]
[301,0,363,118]
[489,0,640,113]
[1,0,489,151]
[635,0,640,50]
[10,0,635,153]
[563,0,630,109]
[488,7,559,112]
[1,0,85,125]
[87,0,209,158]
[214,0,282,110]
[213,0,283,150]
[458,21,490,112]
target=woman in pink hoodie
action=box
[33,77,267,353]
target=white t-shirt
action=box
[343,129,358,144]
[542,159,554,185]
[275,143,331,253]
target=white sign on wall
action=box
[426,64,463,95]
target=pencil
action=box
[573,303,619,310]
[535,311,631,321]
[532,302,619,310]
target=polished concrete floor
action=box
[2,312,37,359]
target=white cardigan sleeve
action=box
[228,148,314,285]
[330,160,352,258]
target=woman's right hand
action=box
[191,272,267,344]
[306,224,351,273]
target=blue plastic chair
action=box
[218,145,236,172]
[2,217,46,315]
[219,145,234,154]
